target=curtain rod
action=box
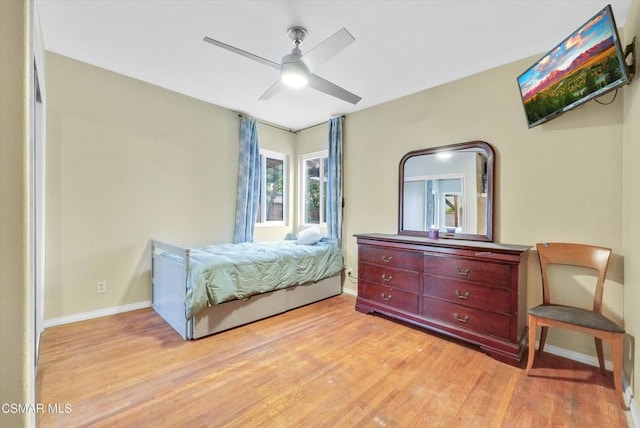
[237,114,345,134]
[237,114,296,133]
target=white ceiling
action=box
[36,0,632,131]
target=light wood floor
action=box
[37,294,628,427]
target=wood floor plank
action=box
[36,294,628,427]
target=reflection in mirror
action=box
[399,141,494,242]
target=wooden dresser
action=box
[355,233,530,366]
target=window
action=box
[257,149,287,225]
[300,151,328,226]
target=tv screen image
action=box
[517,5,630,128]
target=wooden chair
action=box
[525,242,627,410]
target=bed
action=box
[151,237,344,339]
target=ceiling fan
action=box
[203,27,362,104]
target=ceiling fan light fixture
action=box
[203,26,361,103]
[280,60,309,88]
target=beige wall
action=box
[45,53,294,319]
[338,49,625,360]
[623,0,640,413]
[46,46,629,352]
[0,0,32,427]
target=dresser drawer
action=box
[424,254,511,289]
[360,245,421,271]
[359,264,420,292]
[359,280,419,313]
[422,298,511,339]
[423,275,511,314]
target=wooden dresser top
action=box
[355,233,531,258]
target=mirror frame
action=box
[398,140,495,242]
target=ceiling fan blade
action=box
[308,74,361,104]
[259,79,286,100]
[302,28,355,70]
[203,36,281,70]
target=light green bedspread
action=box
[184,239,343,318]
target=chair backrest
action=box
[536,242,612,314]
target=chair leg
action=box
[525,315,537,375]
[612,334,628,410]
[594,338,606,375]
[538,326,548,356]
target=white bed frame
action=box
[151,240,342,339]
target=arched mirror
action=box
[399,141,495,242]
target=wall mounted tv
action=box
[517,4,631,128]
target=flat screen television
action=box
[517,4,630,128]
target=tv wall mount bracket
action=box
[624,37,636,83]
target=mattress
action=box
[184,239,343,317]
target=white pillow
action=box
[296,227,323,245]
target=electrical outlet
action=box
[97,281,107,294]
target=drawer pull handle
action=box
[381,293,392,301]
[382,256,393,263]
[453,312,469,323]
[455,290,469,300]
[456,267,470,276]
[382,274,393,283]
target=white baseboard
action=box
[44,301,151,328]
[627,381,639,428]
[342,287,357,297]
[629,396,640,428]
[540,342,614,370]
